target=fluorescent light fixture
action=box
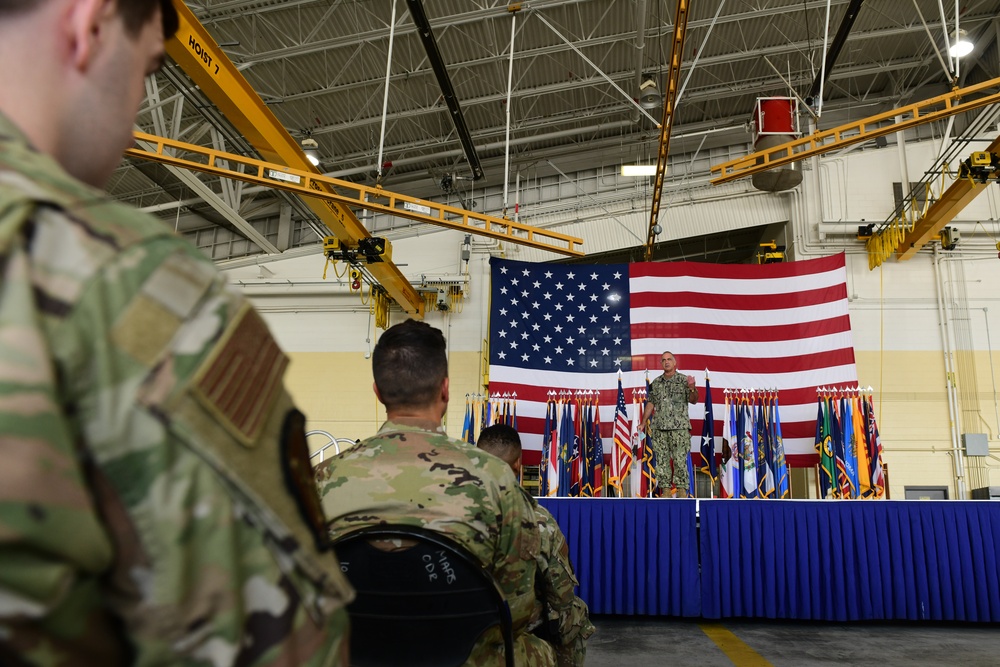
[621,164,657,176]
[949,29,973,58]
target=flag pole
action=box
[706,368,714,499]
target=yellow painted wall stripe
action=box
[699,624,774,667]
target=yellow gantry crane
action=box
[708,76,1000,267]
[710,77,1000,185]
[128,133,585,257]
[158,1,583,315]
[867,135,1000,268]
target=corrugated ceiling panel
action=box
[512,182,788,263]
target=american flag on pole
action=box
[610,373,633,494]
[487,254,858,467]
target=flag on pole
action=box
[740,400,758,498]
[773,395,790,499]
[852,394,872,498]
[547,398,561,497]
[719,392,736,498]
[539,396,552,496]
[641,376,656,496]
[570,397,583,497]
[629,390,643,498]
[686,443,695,497]
[816,396,835,498]
[590,398,604,497]
[580,397,594,498]
[756,400,773,497]
[865,394,885,498]
[699,375,717,485]
[841,395,859,498]
[642,430,657,497]
[611,374,633,495]
[462,398,474,444]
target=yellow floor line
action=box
[699,623,774,667]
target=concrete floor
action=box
[585,616,1000,666]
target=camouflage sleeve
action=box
[492,479,558,666]
[2,215,352,666]
[535,506,595,667]
[0,209,122,665]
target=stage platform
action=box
[537,498,1000,622]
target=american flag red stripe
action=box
[488,253,857,467]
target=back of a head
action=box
[476,424,521,469]
[0,0,178,37]
[372,319,448,411]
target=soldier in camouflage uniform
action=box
[476,424,596,667]
[0,1,352,664]
[642,351,698,497]
[315,319,556,666]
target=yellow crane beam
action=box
[710,77,1000,185]
[890,135,1000,261]
[165,1,424,315]
[644,0,690,262]
[128,133,585,257]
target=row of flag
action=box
[540,391,606,497]
[535,375,888,499]
[461,393,517,444]
[541,374,692,498]
[815,389,885,499]
[715,389,792,499]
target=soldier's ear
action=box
[440,377,450,405]
[65,0,112,72]
[372,382,384,405]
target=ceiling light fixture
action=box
[949,29,973,58]
[621,164,657,176]
[639,76,661,111]
[301,137,321,166]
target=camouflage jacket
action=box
[316,417,556,666]
[532,504,595,667]
[648,371,695,431]
[0,113,352,667]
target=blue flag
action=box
[773,397,790,499]
[700,378,717,484]
[559,400,574,496]
[462,400,474,444]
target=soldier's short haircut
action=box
[0,0,178,38]
[372,319,448,410]
[476,424,521,467]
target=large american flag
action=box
[487,253,858,467]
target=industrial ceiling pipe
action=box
[805,0,866,108]
[405,0,485,181]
